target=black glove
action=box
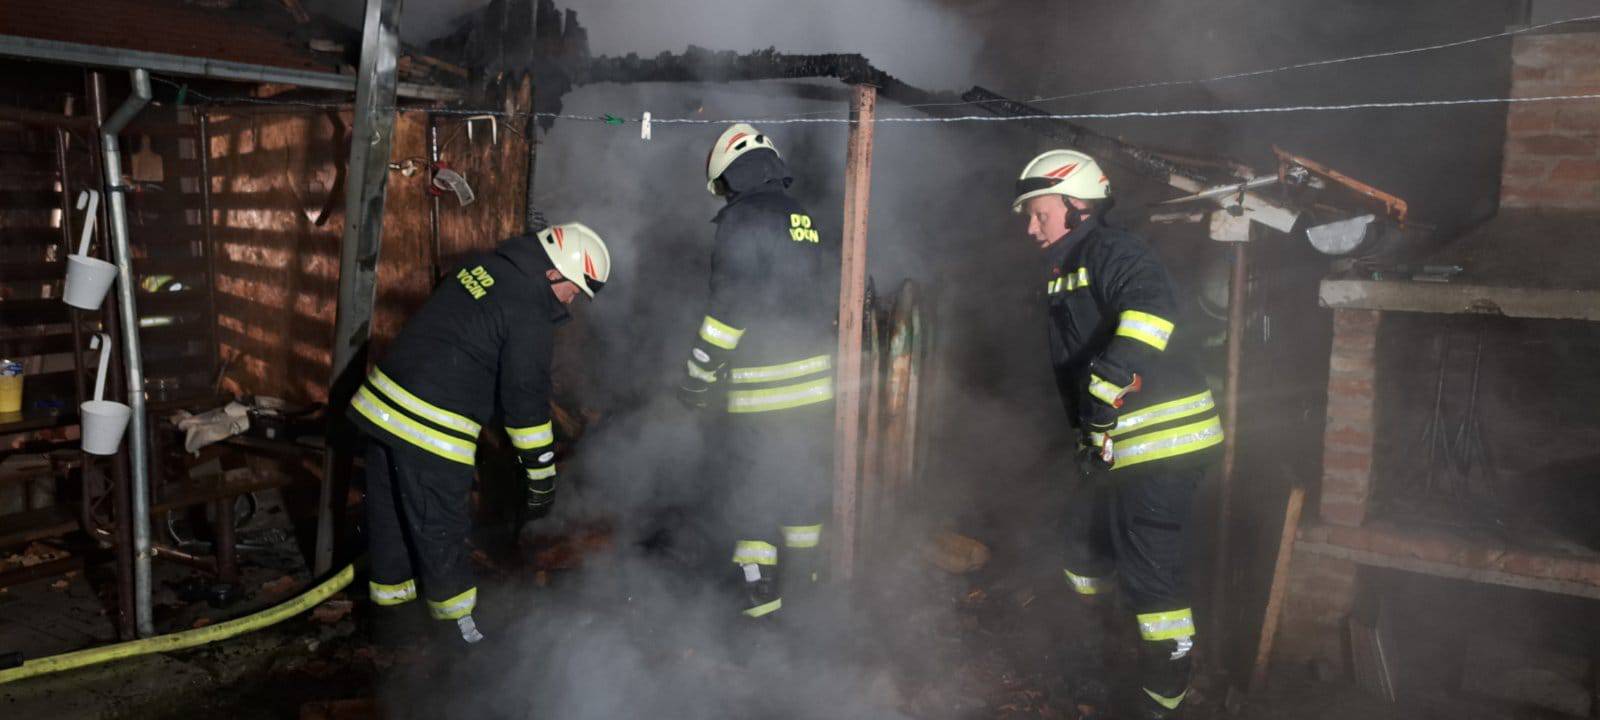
[677,376,713,411]
[1080,393,1121,469]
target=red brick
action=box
[1328,352,1375,374]
[1513,65,1551,83]
[1325,397,1374,424]
[1502,157,1554,178]
[1512,134,1598,157]
[1321,498,1367,527]
[1324,424,1374,450]
[1324,524,1370,551]
[1321,471,1369,499]
[1550,159,1600,183]
[1327,377,1375,401]
[1332,309,1379,332]
[1323,449,1373,474]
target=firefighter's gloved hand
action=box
[1081,402,1119,469]
[677,376,713,411]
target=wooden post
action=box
[832,84,876,580]
[1211,238,1248,648]
[1250,485,1306,694]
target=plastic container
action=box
[0,359,22,414]
[80,334,130,456]
[62,189,116,311]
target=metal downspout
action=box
[99,68,154,637]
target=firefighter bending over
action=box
[351,223,612,649]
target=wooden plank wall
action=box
[207,77,530,405]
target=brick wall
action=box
[1501,32,1600,209]
[1275,554,1359,669]
[1320,309,1379,527]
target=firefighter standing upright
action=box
[351,222,612,648]
[678,124,838,620]
[1013,150,1223,718]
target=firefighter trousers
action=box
[718,402,833,618]
[1062,462,1202,716]
[365,440,480,624]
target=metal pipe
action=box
[0,34,458,102]
[427,116,443,282]
[1210,239,1249,648]
[86,71,137,641]
[196,113,222,389]
[99,68,154,637]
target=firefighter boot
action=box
[1132,637,1193,719]
[368,601,427,650]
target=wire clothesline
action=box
[146,11,1600,127]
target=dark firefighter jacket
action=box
[685,149,839,414]
[349,234,563,482]
[1045,211,1223,471]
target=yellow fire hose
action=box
[0,563,355,684]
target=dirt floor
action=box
[6,487,1583,719]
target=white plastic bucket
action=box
[80,333,129,455]
[81,399,132,455]
[64,254,118,310]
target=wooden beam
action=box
[1319,278,1600,321]
[1295,540,1600,600]
[832,84,876,581]
[1250,485,1306,694]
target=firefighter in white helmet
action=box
[1015,149,1221,719]
[351,220,611,651]
[679,123,838,622]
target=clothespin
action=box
[640,111,652,141]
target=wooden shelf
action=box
[1297,520,1600,600]
[1319,278,1600,321]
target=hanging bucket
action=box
[80,333,130,456]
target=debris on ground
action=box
[262,575,298,594]
[528,520,615,571]
[298,697,379,720]
[923,531,992,574]
[3,542,70,569]
[311,598,354,624]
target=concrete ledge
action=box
[1297,521,1600,600]
[1319,278,1600,321]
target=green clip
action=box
[602,114,625,126]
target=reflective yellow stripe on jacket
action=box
[353,386,477,465]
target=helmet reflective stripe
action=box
[1012,149,1110,213]
[537,222,612,298]
[706,123,779,194]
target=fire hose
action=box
[0,563,354,684]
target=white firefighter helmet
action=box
[537,222,611,298]
[1012,149,1110,213]
[705,123,778,195]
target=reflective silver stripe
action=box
[428,587,478,620]
[781,525,822,548]
[1113,391,1216,437]
[369,368,480,435]
[1113,417,1224,468]
[1064,570,1111,595]
[727,377,834,413]
[732,541,778,565]
[507,422,553,450]
[698,316,744,350]
[686,359,719,383]
[353,389,476,465]
[1088,374,1125,406]
[729,354,831,384]
[369,579,417,605]
[525,465,556,481]
[1137,610,1196,640]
